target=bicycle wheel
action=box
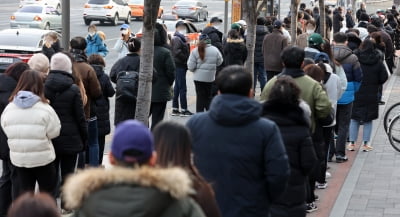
[388,114,400,152]
[384,102,400,134]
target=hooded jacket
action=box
[45,70,88,154]
[254,25,269,63]
[86,33,108,57]
[202,26,224,53]
[187,94,290,217]
[352,48,388,122]
[263,29,288,72]
[171,32,190,68]
[62,167,206,217]
[261,68,332,132]
[1,91,61,168]
[92,65,115,135]
[223,38,247,66]
[262,101,317,217]
[187,44,223,83]
[0,74,17,160]
[332,44,363,105]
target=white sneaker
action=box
[326,171,332,179]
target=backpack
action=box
[116,71,139,101]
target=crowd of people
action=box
[0,2,399,217]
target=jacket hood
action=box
[355,48,383,65]
[0,74,17,92]
[256,25,269,35]
[262,101,309,127]
[280,68,305,78]
[202,26,223,37]
[45,70,74,94]
[209,94,261,126]
[70,49,87,62]
[62,166,193,209]
[226,38,245,43]
[13,91,40,109]
[333,45,353,62]
[91,64,105,78]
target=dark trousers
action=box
[317,127,333,183]
[172,67,188,110]
[335,103,353,156]
[87,119,99,167]
[150,102,167,130]
[15,162,57,197]
[266,71,280,81]
[0,159,19,217]
[54,153,77,206]
[254,63,267,91]
[194,81,213,113]
[98,135,106,165]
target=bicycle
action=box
[387,112,400,152]
[383,102,400,134]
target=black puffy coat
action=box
[171,32,190,68]
[223,38,247,66]
[0,74,17,160]
[92,65,115,136]
[262,101,318,217]
[333,10,344,33]
[254,25,269,64]
[45,70,88,154]
[202,26,224,53]
[110,53,140,126]
[352,48,388,122]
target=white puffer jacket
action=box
[187,44,223,82]
[1,91,61,168]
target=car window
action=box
[128,0,143,4]
[188,23,198,33]
[88,0,110,4]
[114,0,125,5]
[45,7,58,15]
[175,1,196,6]
[18,6,43,13]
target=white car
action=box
[20,0,61,10]
[83,0,131,26]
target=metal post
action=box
[224,0,229,34]
[278,0,281,19]
[61,0,70,50]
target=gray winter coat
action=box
[187,44,223,83]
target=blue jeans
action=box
[254,62,267,90]
[173,67,188,111]
[349,119,373,143]
[88,119,99,167]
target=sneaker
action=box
[336,155,348,163]
[347,142,355,151]
[314,195,320,201]
[306,202,318,213]
[171,109,181,116]
[326,171,332,179]
[61,209,73,215]
[316,182,328,189]
[180,110,194,117]
[362,144,374,152]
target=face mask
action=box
[306,29,314,34]
[121,29,128,35]
[178,30,186,35]
[89,32,95,37]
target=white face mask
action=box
[306,29,314,34]
[121,29,128,35]
[89,32,95,37]
[178,30,186,35]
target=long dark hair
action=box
[268,75,301,106]
[154,121,208,185]
[9,70,47,103]
[198,41,207,61]
[321,39,341,66]
[4,62,30,81]
[8,193,60,217]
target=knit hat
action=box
[28,53,49,74]
[50,53,72,74]
[231,23,241,30]
[308,33,324,46]
[111,120,154,165]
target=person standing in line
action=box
[110,38,141,126]
[86,24,108,57]
[44,53,87,209]
[42,32,62,60]
[253,17,269,91]
[1,70,61,197]
[346,8,355,29]
[333,7,344,33]
[154,121,222,217]
[262,76,317,217]
[332,32,363,163]
[171,21,193,117]
[202,17,224,53]
[27,53,50,81]
[188,34,223,113]
[114,24,132,60]
[88,54,115,165]
[0,63,29,217]
[263,20,288,81]
[348,39,388,152]
[296,20,316,49]
[356,2,366,22]
[223,29,247,66]
[187,65,290,217]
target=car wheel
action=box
[111,14,119,26]
[44,23,50,30]
[84,19,91,26]
[196,13,201,22]
[125,13,131,24]
[100,20,105,25]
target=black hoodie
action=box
[45,70,88,154]
[223,38,247,66]
[0,74,17,159]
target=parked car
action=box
[128,0,163,20]
[172,0,208,22]
[10,5,62,30]
[0,28,60,73]
[19,0,61,10]
[83,0,131,26]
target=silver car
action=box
[172,0,208,22]
[10,5,62,30]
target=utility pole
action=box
[61,0,70,50]
[224,0,229,34]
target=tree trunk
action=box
[319,0,326,39]
[351,0,357,21]
[290,0,300,45]
[135,0,161,126]
[243,0,258,89]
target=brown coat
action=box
[295,33,310,49]
[262,29,288,72]
[73,62,101,119]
